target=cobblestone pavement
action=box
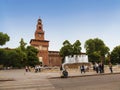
[0,68,120,90]
[0,70,56,90]
[50,74,120,90]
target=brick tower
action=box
[30,18,49,66]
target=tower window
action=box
[39,34,41,37]
[39,26,41,29]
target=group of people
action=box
[93,62,104,73]
[60,62,113,78]
[93,62,113,73]
[25,62,113,78]
[25,65,42,73]
[35,65,42,72]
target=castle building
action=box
[30,18,62,66]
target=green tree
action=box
[15,48,27,67]
[111,45,120,64]
[19,38,27,51]
[6,50,20,67]
[0,49,7,65]
[84,38,109,63]
[60,40,73,58]
[0,32,10,46]
[105,52,111,65]
[0,38,40,68]
[73,40,81,55]
[60,40,81,63]
[16,38,28,67]
[0,49,23,68]
[26,46,39,67]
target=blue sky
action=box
[0,0,120,52]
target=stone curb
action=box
[49,72,120,79]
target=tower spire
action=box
[35,18,44,40]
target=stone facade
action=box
[30,19,62,66]
[49,51,62,67]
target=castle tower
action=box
[30,18,49,66]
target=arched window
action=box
[39,26,41,29]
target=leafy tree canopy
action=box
[60,40,73,57]
[84,38,109,63]
[111,45,120,64]
[0,32,10,46]
[60,40,81,63]
[19,38,27,51]
[26,46,39,66]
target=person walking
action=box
[98,63,102,73]
[80,65,85,74]
[95,62,99,73]
[101,63,104,73]
[25,66,28,72]
[60,65,63,76]
[109,62,113,73]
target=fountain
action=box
[64,54,88,64]
[62,54,90,70]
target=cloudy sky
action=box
[0,0,120,52]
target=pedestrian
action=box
[109,62,113,73]
[35,65,38,73]
[62,69,68,78]
[80,65,85,74]
[38,65,41,72]
[25,66,28,72]
[101,63,104,73]
[98,63,102,73]
[93,64,96,71]
[60,65,63,76]
[95,62,99,73]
